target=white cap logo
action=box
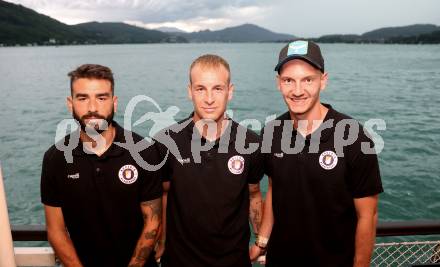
[118,165,138,184]
[319,151,338,170]
[228,155,245,175]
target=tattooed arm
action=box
[250,177,274,262]
[128,197,162,267]
[249,183,263,236]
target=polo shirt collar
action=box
[71,121,125,158]
[183,113,237,148]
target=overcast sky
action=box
[7,0,440,37]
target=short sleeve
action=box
[348,139,384,198]
[40,149,62,207]
[263,152,273,178]
[138,145,163,202]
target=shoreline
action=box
[1,42,440,48]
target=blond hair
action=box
[189,54,230,84]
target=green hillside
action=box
[0,0,185,45]
[0,0,82,45]
[179,23,294,42]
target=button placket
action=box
[93,159,105,180]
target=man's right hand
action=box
[249,244,262,261]
[250,244,267,264]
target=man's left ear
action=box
[320,72,329,91]
[228,83,234,101]
[113,95,118,113]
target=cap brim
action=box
[274,55,323,73]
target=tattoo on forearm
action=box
[136,246,152,261]
[129,199,161,266]
[141,199,162,222]
[144,229,158,240]
[251,208,261,231]
[250,198,262,232]
[129,245,153,267]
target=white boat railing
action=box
[0,163,17,267]
[14,247,55,267]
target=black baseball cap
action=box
[274,40,324,73]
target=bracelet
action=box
[256,235,269,246]
[254,240,267,251]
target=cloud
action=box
[263,0,440,37]
[124,4,268,31]
[9,0,270,31]
[7,0,440,36]
[125,18,233,32]
[8,0,268,25]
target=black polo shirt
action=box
[262,104,383,267]
[41,121,161,267]
[154,116,264,267]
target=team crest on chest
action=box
[118,165,139,184]
[228,155,245,175]
[319,151,338,170]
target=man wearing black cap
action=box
[250,40,383,267]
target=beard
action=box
[73,108,114,135]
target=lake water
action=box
[0,43,439,234]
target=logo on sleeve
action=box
[118,165,138,184]
[228,155,245,175]
[319,151,338,170]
